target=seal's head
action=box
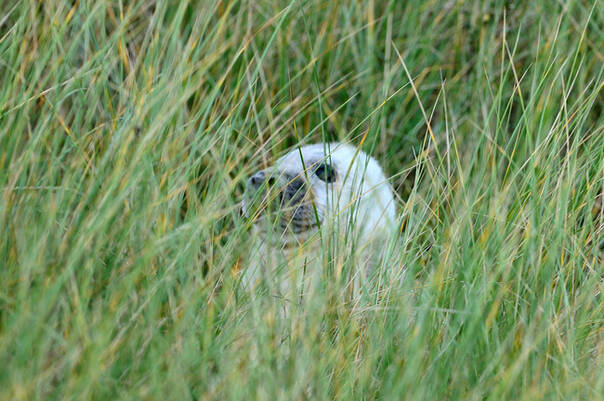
[242,143,395,247]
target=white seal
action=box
[241,142,396,291]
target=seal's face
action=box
[242,145,340,244]
[242,143,396,247]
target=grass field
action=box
[1,0,603,400]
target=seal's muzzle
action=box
[243,169,318,237]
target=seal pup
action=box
[241,142,396,293]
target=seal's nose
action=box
[248,171,276,189]
[248,171,265,189]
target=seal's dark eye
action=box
[315,163,336,183]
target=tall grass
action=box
[0,0,602,400]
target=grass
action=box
[0,0,603,399]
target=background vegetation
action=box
[0,0,602,399]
